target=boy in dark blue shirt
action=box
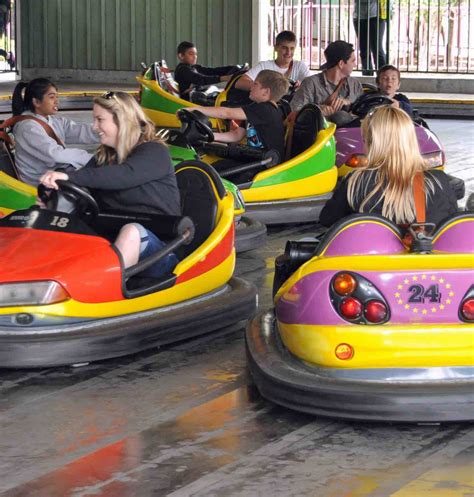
[376,65,414,117]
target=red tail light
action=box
[331,272,390,324]
[364,300,388,323]
[340,297,362,320]
[461,298,474,321]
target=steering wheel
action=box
[38,180,100,218]
[350,93,394,118]
[177,109,215,142]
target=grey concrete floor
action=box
[0,117,473,497]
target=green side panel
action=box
[141,86,182,115]
[168,145,199,164]
[21,0,253,71]
[0,184,36,210]
[251,135,337,189]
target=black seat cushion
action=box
[290,104,325,159]
[175,161,225,258]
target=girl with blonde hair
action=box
[320,105,457,227]
[40,91,181,278]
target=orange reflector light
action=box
[347,154,368,168]
[335,343,354,360]
[333,273,357,296]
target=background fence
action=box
[269,0,474,74]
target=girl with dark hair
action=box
[11,78,99,185]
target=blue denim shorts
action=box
[133,223,179,278]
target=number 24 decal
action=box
[408,284,441,303]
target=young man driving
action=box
[290,40,363,127]
[235,31,311,92]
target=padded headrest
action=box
[316,214,404,257]
[290,104,325,158]
[175,160,226,200]
[432,213,474,253]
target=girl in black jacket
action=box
[40,91,181,278]
[320,106,457,227]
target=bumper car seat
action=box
[175,160,226,257]
[0,131,19,179]
[288,104,326,159]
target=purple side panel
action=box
[335,128,362,167]
[434,220,474,253]
[415,125,442,155]
[276,271,344,325]
[335,124,442,168]
[323,222,405,257]
[276,269,472,325]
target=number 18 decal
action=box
[50,216,70,228]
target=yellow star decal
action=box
[439,304,445,310]
[404,279,410,284]
[439,278,445,283]
[431,275,436,281]
[431,307,437,313]
[412,276,418,281]
[405,304,410,309]
[446,299,451,304]
[395,292,400,297]
[449,291,455,297]
[397,284,403,290]
[422,309,428,315]
[413,308,419,313]
[398,299,403,304]
[421,274,427,280]
[445,283,451,289]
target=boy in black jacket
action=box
[174,41,241,101]
[376,65,414,117]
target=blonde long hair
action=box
[347,106,435,224]
[93,91,162,165]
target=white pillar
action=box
[252,0,269,66]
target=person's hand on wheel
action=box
[40,171,69,190]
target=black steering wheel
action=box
[177,109,215,142]
[223,66,249,91]
[38,180,100,218]
[350,93,394,118]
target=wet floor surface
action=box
[0,119,473,496]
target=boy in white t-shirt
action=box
[236,31,311,91]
